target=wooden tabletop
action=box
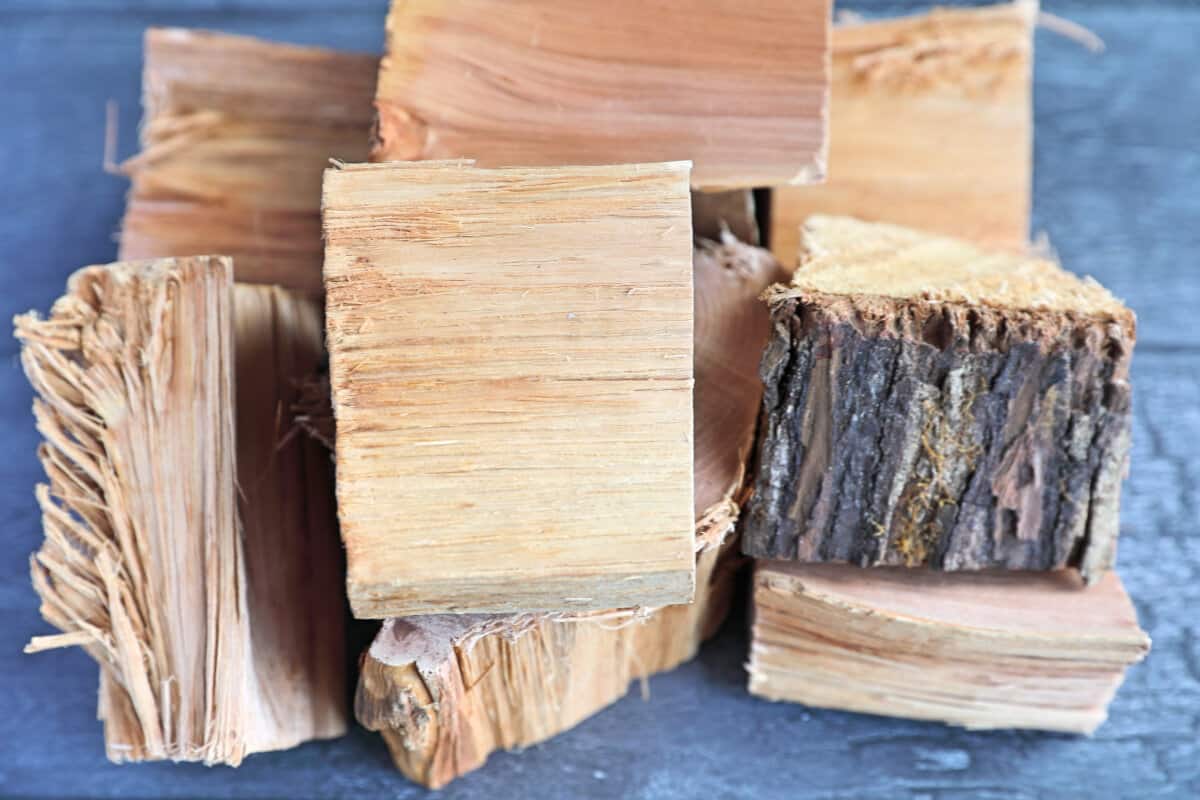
[1,1,1196,797]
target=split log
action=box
[372,0,831,189]
[324,160,696,616]
[118,29,377,294]
[770,2,1034,267]
[748,561,1150,734]
[355,238,784,788]
[17,257,346,764]
[741,216,1135,581]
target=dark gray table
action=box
[2,2,1197,798]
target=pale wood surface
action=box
[354,239,780,787]
[749,562,1150,733]
[372,0,831,189]
[118,29,377,294]
[14,261,348,764]
[324,160,696,617]
[770,2,1034,268]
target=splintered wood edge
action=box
[16,256,247,764]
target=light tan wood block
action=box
[749,561,1150,734]
[770,2,1034,267]
[323,160,696,617]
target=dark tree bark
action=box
[740,290,1135,582]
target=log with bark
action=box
[17,257,346,764]
[324,160,697,617]
[741,216,1135,581]
[371,0,831,189]
[354,238,785,788]
[748,561,1150,734]
[770,1,1034,268]
[118,29,377,295]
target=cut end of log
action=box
[748,561,1150,734]
[743,217,1134,578]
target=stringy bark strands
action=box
[119,29,377,294]
[17,258,346,764]
[748,562,1150,734]
[770,1,1035,267]
[373,0,831,189]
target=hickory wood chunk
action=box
[119,29,377,294]
[748,562,1150,734]
[372,0,831,189]
[742,216,1135,581]
[324,160,696,617]
[354,239,784,788]
[17,258,346,764]
[770,2,1034,268]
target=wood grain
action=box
[324,160,696,617]
[770,2,1033,267]
[16,258,347,764]
[118,29,377,294]
[749,561,1150,733]
[372,0,831,189]
[353,239,781,787]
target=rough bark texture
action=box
[742,222,1136,581]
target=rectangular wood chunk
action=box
[749,562,1150,734]
[354,239,783,788]
[323,160,696,617]
[119,29,378,294]
[770,2,1034,267]
[17,258,346,764]
[742,216,1135,581]
[373,0,831,189]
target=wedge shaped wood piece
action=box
[742,216,1135,580]
[749,562,1150,734]
[324,160,696,616]
[17,258,346,764]
[373,0,831,189]
[770,2,1034,267]
[118,29,377,294]
[355,240,783,787]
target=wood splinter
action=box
[16,257,345,765]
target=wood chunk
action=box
[692,190,760,245]
[324,160,696,617]
[16,258,346,764]
[742,216,1135,580]
[770,2,1034,267]
[118,29,377,294]
[355,239,782,787]
[372,0,831,189]
[748,562,1150,734]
